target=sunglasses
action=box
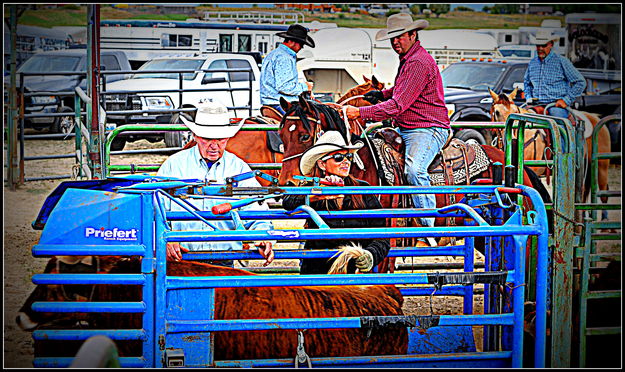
[322,152,354,162]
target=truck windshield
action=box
[441,63,507,91]
[499,49,533,58]
[133,59,204,80]
[18,55,82,73]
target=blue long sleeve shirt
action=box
[260,43,307,105]
[156,147,273,252]
[523,51,586,106]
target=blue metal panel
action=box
[408,326,476,354]
[212,352,513,368]
[38,189,143,246]
[33,357,145,368]
[27,181,550,368]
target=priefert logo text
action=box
[85,227,138,241]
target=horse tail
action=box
[327,242,364,274]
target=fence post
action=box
[6,5,19,190]
[87,4,104,179]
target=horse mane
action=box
[281,98,349,143]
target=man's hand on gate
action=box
[555,99,568,108]
[166,242,189,261]
[255,241,275,266]
[363,90,384,104]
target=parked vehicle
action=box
[103,53,261,149]
[497,45,536,60]
[441,59,621,146]
[16,49,131,134]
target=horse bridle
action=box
[279,105,323,164]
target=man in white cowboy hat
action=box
[524,28,586,120]
[157,100,275,266]
[260,24,315,114]
[343,13,451,246]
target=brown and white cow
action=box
[18,256,408,361]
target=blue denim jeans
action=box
[546,106,570,149]
[270,104,286,115]
[398,126,451,228]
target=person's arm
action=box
[359,60,428,122]
[274,56,306,97]
[561,58,587,106]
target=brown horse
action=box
[489,88,611,210]
[336,75,385,107]
[278,95,552,262]
[181,110,284,186]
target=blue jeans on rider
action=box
[270,104,286,115]
[398,126,451,236]
[546,106,570,150]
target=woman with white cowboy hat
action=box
[157,100,275,266]
[282,131,391,275]
[342,13,451,247]
[524,28,586,121]
[260,24,315,115]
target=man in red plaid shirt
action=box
[345,13,451,247]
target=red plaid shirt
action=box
[359,40,450,129]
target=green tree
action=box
[429,3,450,17]
[490,4,520,14]
[386,9,400,17]
[455,6,474,12]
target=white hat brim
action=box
[299,142,364,176]
[180,115,243,139]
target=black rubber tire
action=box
[454,128,487,146]
[51,106,75,135]
[164,113,192,148]
[69,335,121,368]
[110,138,126,151]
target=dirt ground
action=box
[3,137,621,367]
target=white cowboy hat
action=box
[300,131,363,176]
[375,13,429,41]
[179,101,242,139]
[530,29,559,45]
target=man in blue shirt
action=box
[260,24,315,114]
[524,29,586,120]
[157,101,275,266]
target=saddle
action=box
[260,105,284,122]
[368,128,490,187]
[526,105,593,138]
[245,115,284,154]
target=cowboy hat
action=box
[375,13,429,41]
[530,29,559,45]
[300,131,363,176]
[179,100,242,139]
[276,24,315,48]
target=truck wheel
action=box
[110,138,126,151]
[164,113,192,148]
[455,129,487,146]
[51,106,75,135]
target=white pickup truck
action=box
[103,53,261,149]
